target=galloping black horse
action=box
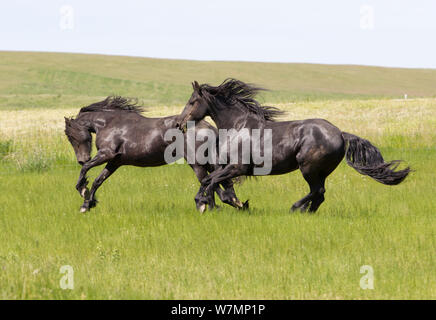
[176,79,410,212]
[65,96,245,212]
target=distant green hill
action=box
[1,51,435,109]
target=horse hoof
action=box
[198,204,207,214]
[80,206,88,213]
[233,198,243,209]
[242,200,249,210]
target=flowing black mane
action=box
[198,79,284,121]
[65,96,143,145]
[64,116,91,146]
[79,96,143,114]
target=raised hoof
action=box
[198,203,207,214]
[80,187,90,199]
[290,205,299,213]
[241,200,249,210]
[290,205,309,213]
[80,199,97,213]
[232,198,242,209]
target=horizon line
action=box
[2,50,435,71]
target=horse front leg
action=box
[191,164,237,212]
[80,161,119,212]
[218,179,249,210]
[201,165,245,212]
[76,165,90,198]
[194,183,216,213]
[189,164,213,212]
[75,150,114,200]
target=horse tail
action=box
[341,132,410,185]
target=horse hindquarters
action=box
[292,123,345,212]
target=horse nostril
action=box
[78,161,84,166]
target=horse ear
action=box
[192,81,202,96]
[192,81,200,91]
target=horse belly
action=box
[121,154,167,167]
[120,143,168,167]
[268,158,299,175]
[266,145,299,175]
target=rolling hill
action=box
[0,51,436,109]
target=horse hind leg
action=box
[292,135,344,213]
[290,192,313,212]
[307,180,325,212]
[291,164,327,213]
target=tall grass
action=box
[0,150,434,299]
[0,139,13,160]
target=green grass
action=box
[1,102,435,299]
[1,51,436,110]
[0,52,435,299]
[0,148,434,299]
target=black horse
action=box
[65,96,245,212]
[176,79,410,212]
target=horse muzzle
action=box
[78,156,91,166]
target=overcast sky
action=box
[1,0,435,68]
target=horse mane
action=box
[79,96,143,114]
[66,96,142,145]
[198,78,284,121]
[64,116,91,146]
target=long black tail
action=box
[342,132,410,185]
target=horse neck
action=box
[208,104,258,130]
[77,112,102,133]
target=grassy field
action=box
[2,51,436,111]
[0,52,435,299]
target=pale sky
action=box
[1,0,435,68]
